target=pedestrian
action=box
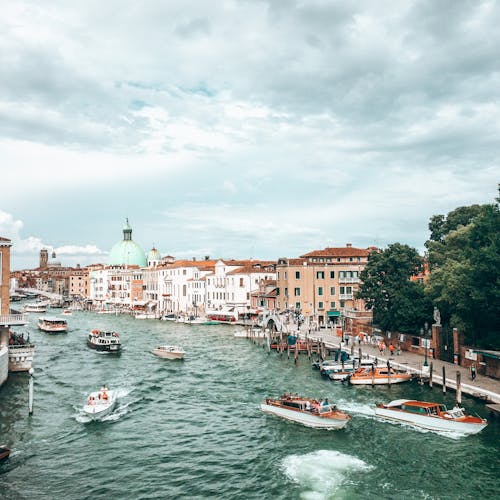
[389,343,395,356]
[471,364,477,381]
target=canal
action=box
[1,310,499,499]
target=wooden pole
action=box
[429,362,433,389]
[294,342,298,364]
[456,371,462,406]
[28,368,34,416]
[387,359,391,386]
[442,366,446,393]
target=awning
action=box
[327,311,341,317]
[474,350,500,360]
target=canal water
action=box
[1,310,499,499]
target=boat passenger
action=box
[321,398,329,407]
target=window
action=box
[330,301,335,308]
[318,301,324,309]
[295,271,301,279]
[284,271,287,279]
[340,300,345,308]
[277,271,280,280]
[294,287,301,296]
[276,287,280,296]
[330,270,335,279]
[183,285,187,296]
[284,287,288,296]
[316,271,324,279]
[318,286,323,296]
[239,278,244,287]
[295,302,301,310]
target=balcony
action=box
[0,313,28,326]
[339,277,360,284]
[339,294,354,300]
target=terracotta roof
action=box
[300,247,372,258]
[162,260,217,270]
[277,258,307,266]
[227,263,276,275]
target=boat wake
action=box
[281,449,372,499]
[336,400,376,418]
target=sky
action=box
[0,0,498,270]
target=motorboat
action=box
[375,400,488,435]
[62,309,73,316]
[82,387,117,420]
[162,313,177,321]
[0,445,11,462]
[135,312,156,320]
[260,394,351,430]
[87,330,122,353]
[151,345,185,360]
[320,357,373,378]
[348,365,413,385]
[23,302,47,313]
[38,316,68,333]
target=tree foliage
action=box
[426,198,500,348]
[356,243,432,334]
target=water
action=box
[1,311,499,499]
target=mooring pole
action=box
[28,368,34,416]
[456,371,462,406]
[442,366,446,393]
[429,362,433,389]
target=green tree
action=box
[426,199,500,348]
[356,243,432,334]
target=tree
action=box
[356,243,432,334]
[426,199,500,348]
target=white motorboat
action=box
[348,366,413,385]
[135,313,156,320]
[260,394,351,430]
[83,387,117,420]
[38,316,68,333]
[375,400,488,435]
[151,345,185,360]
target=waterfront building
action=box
[205,260,276,316]
[69,266,89,298]
[251,279,278,311]
[162,259,217,315]
[276,245,374,327]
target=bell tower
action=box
[40,248,49,269]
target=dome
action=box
[147,247,161,262]
[109,219,147,267]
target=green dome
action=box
[147,247,161,262]
[109,219,147,267]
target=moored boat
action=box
[151,345,185,359]
[62,309,73,316]
[38,316,68,333]
[87,330,122,353]
[375,400,488,435]
[348,365,413,385]
[260,394,351,430]
[82,386,117,420]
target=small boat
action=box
[38,316,68,333]
[62,309,73,316]
[348,365,413,385]
[0,445,11,462]
[82,386,117,420]
[320,357,373,378]
[375,400,488,435]
[87,330,122,353]
[162,313,177,321]
[151,345,185,360]
[135,313,156,320]
[24,302,47,313]
[260,394,351,430]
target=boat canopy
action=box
[386,399,411,407]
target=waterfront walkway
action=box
[304,329,500,405]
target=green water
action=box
[1,310,499,499]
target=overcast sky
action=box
[1,0,498,270]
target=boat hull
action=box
[349,375,412,385]
[87,340,121,353]
[152,349,184,359]
[260,403,349,430]
[375,407,488,434]
[0,445,11,462]
[83,399,117,420]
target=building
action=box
[276,245,373,327]
[108,219,147,267]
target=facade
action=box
[276,245,373,326]
[251,279,278,311]
[69,267,89,297]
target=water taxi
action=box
[83,386,117,420]
[348,365,413,385]
[260,394,351,430]
[24,302,47,313]
[87,330,122,353]
[151,345,185,359]
[375,400,488,435]
[0,445,11,462]
[38,316,68,333]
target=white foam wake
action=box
[282,449,372,499]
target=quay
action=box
[246,325,500,405]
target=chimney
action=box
[346,243,352,247]
[192,257,196,261]
[205,255,209,261]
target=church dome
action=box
[147,247,161,262]
[109,219,147,267]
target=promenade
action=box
[303,328,500,405]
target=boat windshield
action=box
[447,407,465,418]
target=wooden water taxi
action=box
[348,365,413,385]
[87,330,122,353]
[260,394,351,430]
[0,445,11,462]
[151,345,185,359]
[38,316,68,333]
[375,400,488,434]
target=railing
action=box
[0,314,28,326]
[339,294,354,300]
[338,277,360,284]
